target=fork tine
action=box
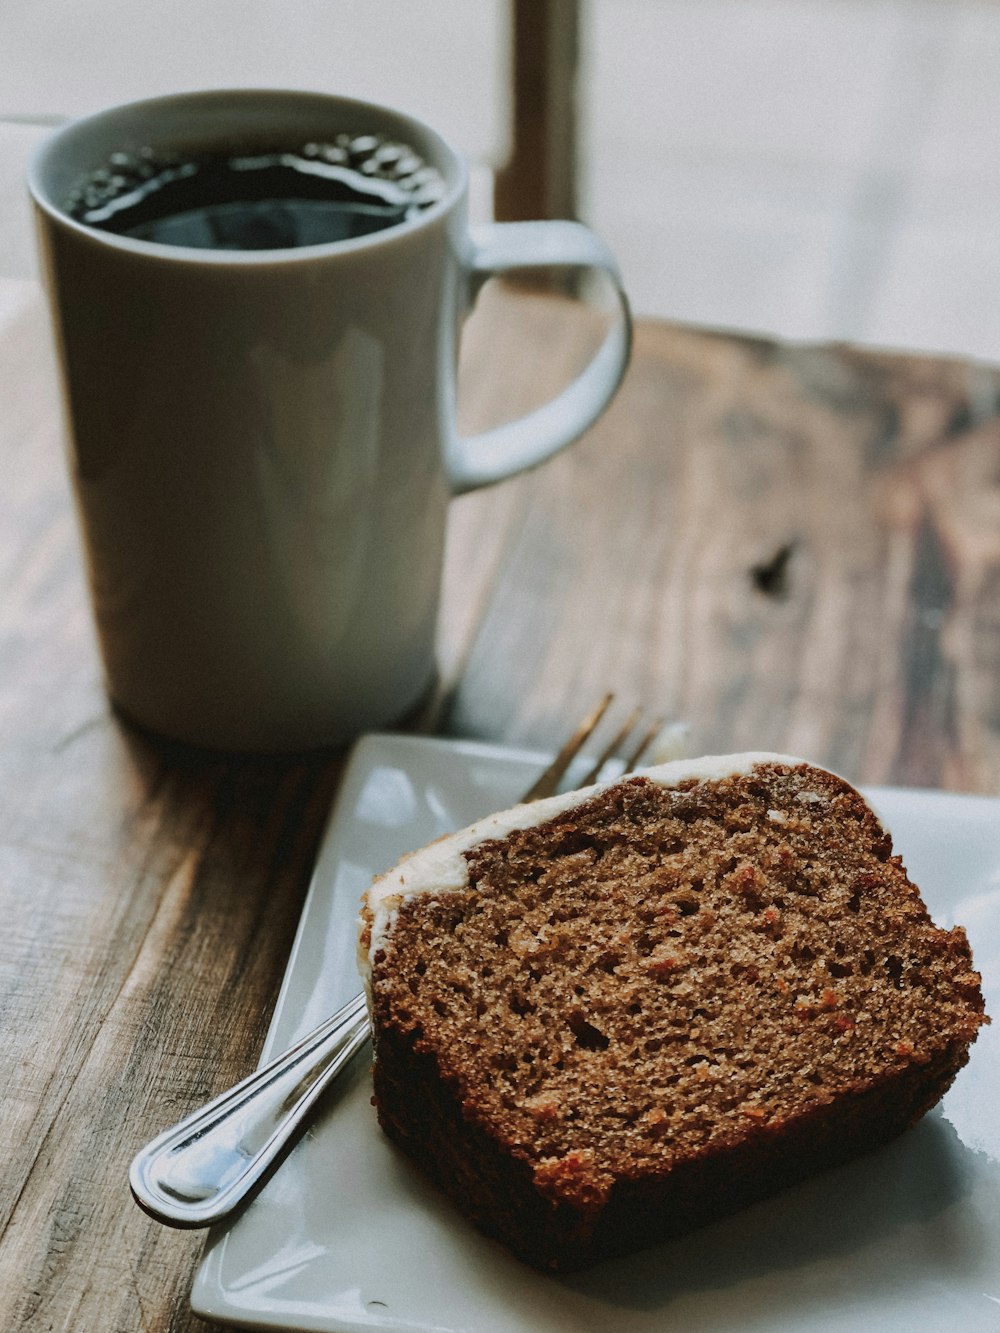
[521,693,614,802]
[576,706,642,788]
[620,715,666,771]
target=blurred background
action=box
[4,0,1000,359]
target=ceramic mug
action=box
[29,89,630,751]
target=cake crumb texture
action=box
[368,762,987,1269]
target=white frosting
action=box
[359,751,818,977]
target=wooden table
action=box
[2,275,998,1330]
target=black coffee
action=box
[65,135,447,250]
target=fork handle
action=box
[129,991,370,1227]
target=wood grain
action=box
[0,294,346,1330]
[0,275,998,1331]
[443,304,1000,794]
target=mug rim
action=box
[27,87,469,266]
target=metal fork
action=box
[521,692,666,799]
[129,700,664,1229]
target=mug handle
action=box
[444,221,632,494]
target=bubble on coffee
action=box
[64,134,448,250]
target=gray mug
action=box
[29,89,630,752]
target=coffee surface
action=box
[65,135,447,250]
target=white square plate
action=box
[192,733,1000,1332]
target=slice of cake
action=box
[358,754,987,1271]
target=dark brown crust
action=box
[367,762,987,1270]
[372,1019,974,1270]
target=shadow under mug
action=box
[28,89,631,752]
